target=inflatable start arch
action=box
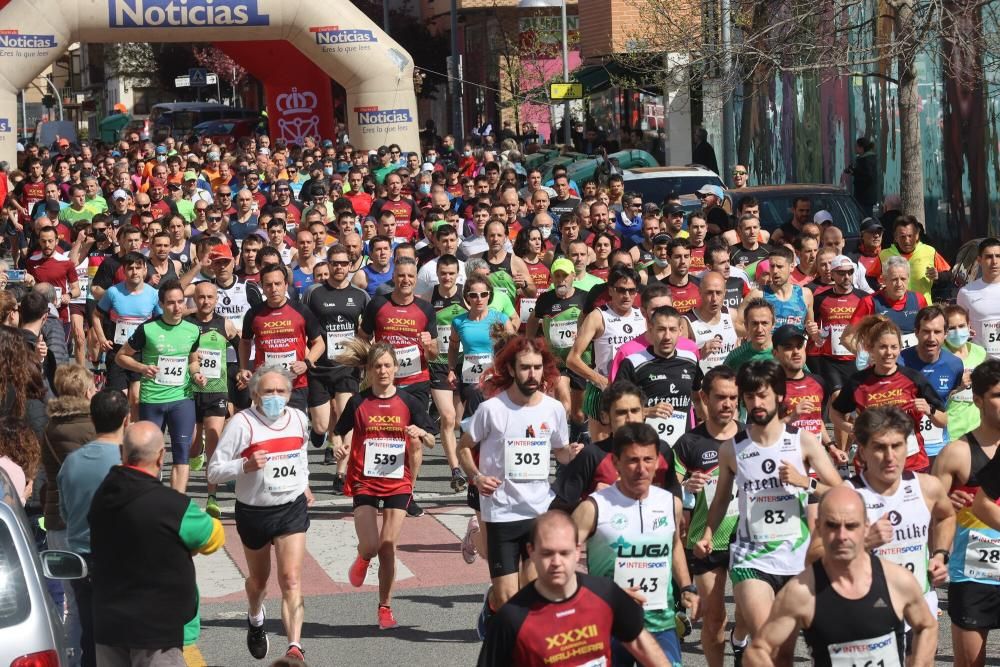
[0,0,420,164]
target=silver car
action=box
[0,469,86,665]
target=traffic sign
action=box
[175,73,218,88]
[549,82,583,100]
[189,68,208,87]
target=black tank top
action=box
[962,431,993,489]
[803,554,905,667]
[486,252,513,276]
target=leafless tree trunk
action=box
[892,0,926,218]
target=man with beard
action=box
[695,360,842,665]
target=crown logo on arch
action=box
[276,88,317,116]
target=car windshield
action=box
[625,175,726,201]
[0,521,29,630]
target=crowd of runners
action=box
[2,129,1000,667]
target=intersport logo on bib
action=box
[109,0,270,28]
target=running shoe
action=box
[406,497,425,518]
[205,495,221,519]
[461,516,480,564]
[348,555,371,587]
[323,447,336,465]
[476,586,494,640]
[450,468,468,493]
[378,605,399,630]
[246,608,268,659]
[331,473,345,496]
[285,644,305,661]
[674,610,692,641]
[188,453,205,472]
[731,630,748,667]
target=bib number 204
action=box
[272,465,297,479]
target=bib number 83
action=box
[763,509,787,524]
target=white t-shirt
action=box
[467,391,568,523]
[416,256,467,295]
[958,278,1000,358]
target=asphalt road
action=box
[180,446,999,666]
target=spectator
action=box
[18,289,58,391]
[692,127,720,175]
[33,282,71,368]
[89,421,224,664]
[845,137,878,212]
[0,416,40,503]
[0,325,47,437]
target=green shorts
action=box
[582,383,603,419]
[729,567,792,594]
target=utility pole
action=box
[720,0,735,178]
[450,0,465,141]
[560,0,571,146]
[383,0,390,33]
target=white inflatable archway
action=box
[0,0,420,164]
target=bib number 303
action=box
[504,438,550,481]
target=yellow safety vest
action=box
[879,242,937,304]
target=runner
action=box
[303,244,370,484]
[629,214,662,270]
[771,325,837,452]
[849,255,926,349]
[687,271,739,373]
[484,220,536,304]
[695,360,842,664]
[26,224,80,326]
[943,304,988,442]
[958,238,1000,361]
[359,256,439,517]
[724,298,776,372]
[457,335,575,637]
[352,235,394,297]
[742,484,937,667]
[673,366,747,667]
[114,279,200,492]
[935,360,1000,667]
[331,340,438,629]
[211,244,262,412]
[568,266,646,441]
[742,246,814,332]
[207,366,314,662]
[899,306,965,463]
[238,265,326,411]
[664,237,701,314]
[477,510,669,667]
[831,316,947,472]
[616,305,703,449]
[186,280,240,516]
[572,422,699,666]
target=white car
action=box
[622,165,725,203]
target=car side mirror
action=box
[40,550,88,580]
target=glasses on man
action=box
[612,286,638,295]
[208,217,223,223]
[218,192,232,197]
[329,260,350,267]
[390,150,400,156]
[733,170,748,176]
[137,203,151,209]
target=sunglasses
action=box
[137,204,151,209]
[329,260,350,267]
[390,151,400,155]
[733,170,748,176]
[612,286,638,295]
[466,291,490,299]
[218,192,232,197]
[208,217,222,222]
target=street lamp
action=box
[518,0,571,147]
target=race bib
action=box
[325,330,353,360]
[504,438,550,481]
[613,556,670,610]
[905,433,921,458]
[748,491,802,542]
[983,319,1000,356]
[876,540,928,591]
[963,530,1000,581]
[437,325,453,355]
[154,355,187,386]
[829,323,850,356]
[952,387,974,403]
[394,344,421,378]
[704,477,740,519]
[518,297,536,323]
[549,319,577,350]
[462,353,492,385]
[917,414,944,447]
[646,410,687,447]
[363,438,406,479]
[199,349,223,379]
[113,318,143,345]
[827,631,901,667]
[264,450,304,494]
[900,333,918,350]
[265,350,297,372]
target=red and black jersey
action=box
[690,244,707,274]
[334,388,438,497]
[371,197,420,239]
[242,299,323,389]
[666,277,701,314]
[25,251,77,322]
[477,573,644,667]
[17,178,46,211]
[343,191,373,219]
[551,438,679,509]
[833,365,945,471]
[784,372,828,439]
[360,294,437,386]
[812,288,865,359]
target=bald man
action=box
[744,485,937,667]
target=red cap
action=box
[207,244,234,261]
[149,177,165,188]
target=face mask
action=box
[855,348,870,371]
[538,226,552,240]
[324,167,334,176]
[654,257,669,268]
[428,155,437,163]
[946,327,970,347]
[261,395,287,419]
[337,162,349,172]
[418,184,431,195]
[463,150,472,157]
[156,155,166,163]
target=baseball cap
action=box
[696,184,725,200]
[58,138,70,148]
[167,182,181,192]
[321,139,334,148]
[183,171,197,181]
[422,162,434,172]
[773,324,807,347]
[207,244,234,262]
[652,232,671,245]
[206,151,220,161]
[663,204,684,216]
[155,145,167,155]
[550,258,575,276]
[45,199,61,213]
[860,217,884,233]
[149,177,165,188]
[813,210,834,225]
[831,255,855,272]
[112,189,130,201]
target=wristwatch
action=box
[680,584,698,595]
[806,477,819,495]
[931,549,950,564]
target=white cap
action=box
[422,162,434,172]
[813,210,834,225]
[112,189,130,200]
[831,255,855,271]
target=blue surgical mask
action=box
[946,327,970,348]
[261,395,287,419]
[855,348,870,371]
[654,257,669,268]
[418,184,431,195]
[324,167,334,176]
[337,162,349,172]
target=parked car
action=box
[623,165,725,201]
[149,103,259,140]
[724,184,866,245]
[192,118,259,146]
[566,150,659,185]
[0,468,87,665]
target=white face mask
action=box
[538,226,552,240]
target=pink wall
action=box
[518,51,581,143]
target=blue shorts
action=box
[138,399,196,464]
[612,628,682,667]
